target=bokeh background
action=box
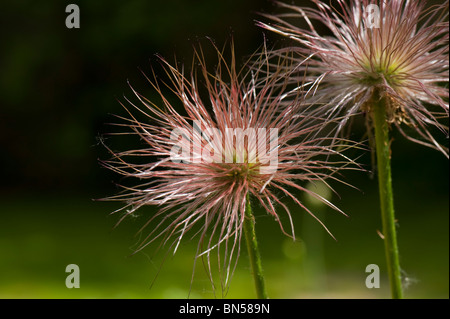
[0,0,448,299]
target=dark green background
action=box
[0,0,448,298]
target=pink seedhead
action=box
[259,0,449,156]
[102,43,356,294]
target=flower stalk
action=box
[243,194,268,299]
[371,90,403,299]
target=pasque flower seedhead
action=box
[259,0,449,156]
[102,42,358,294]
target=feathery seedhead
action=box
[259,0,449,155]
[102,42,357,294]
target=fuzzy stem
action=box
[243,193,268,299]
[371,90,403,299]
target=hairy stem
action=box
[243,193,268,299]
[371,90,403,299]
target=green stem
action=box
[371,90,403,299]
[243,193,268,299]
